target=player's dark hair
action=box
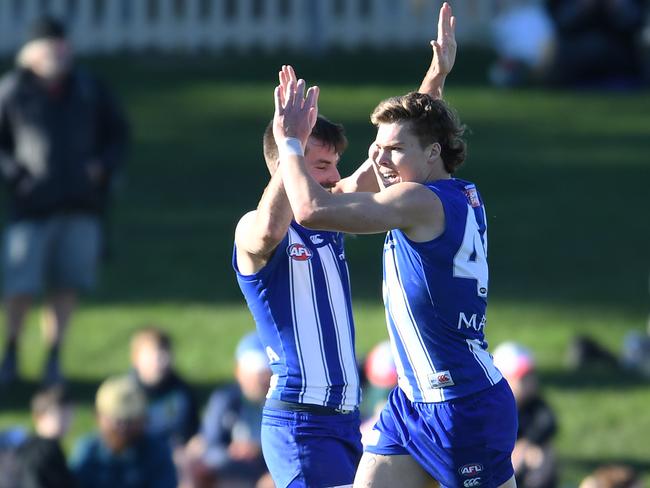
[31,385,71,417]
[263,115,348,167]
[370,92,467,174]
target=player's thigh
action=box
[51,215,101,290]
[354,452,431,488]
[261,408,361,488]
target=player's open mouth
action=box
[380,172,399,184]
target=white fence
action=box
[0,0,503,56]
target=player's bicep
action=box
[309,184,438,235]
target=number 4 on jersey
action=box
[453,207,488,298]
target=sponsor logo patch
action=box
[464,185,481,208]
[310,234,325,245]
[463,477,482,487]
[287,243,312,261]
[428,370,455,388]
[459,464,484,477]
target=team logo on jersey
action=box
[287,243,313,261]
[464,185,480,208]
[309,234,324,245]
[459,464,484,477]
[428,370,455,388]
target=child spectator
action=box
[130,326,199,450]
[16,385,76,488]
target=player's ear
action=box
[427,142,441,162]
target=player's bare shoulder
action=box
[386,181,445,242]
[234,211,257,248]
[234,210,266,275]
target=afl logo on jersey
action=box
[287,243,313,261]
[459,464,484,477]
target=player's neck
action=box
[424,164,451,184]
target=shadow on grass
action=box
[538,366,649,391]
[561,455,650,479]
[0,377,229,414]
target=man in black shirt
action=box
[0,16,129,384]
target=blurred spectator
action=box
[179,331,273,488]
[130,326,199,451]
[359,340,398,442]
[70,375,177,488]
[566,334,620,370]
[0,426,28,488]
[493,342,558,488]
[579,464,643,488]
[15,385,76,488]
[545,0,647,88]
[0,16,129,385]
[567,330,650,379]
[621,329,650,378]
[489,0,555,87]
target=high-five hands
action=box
[273,65,319,149]
[430,2,457,78]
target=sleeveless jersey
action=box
[383,178,502,403]
[234,222,360,411]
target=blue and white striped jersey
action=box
[234,222,360,411]
[383,178,502,403]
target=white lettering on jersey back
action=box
[266,346,280,362]
[457,313,487,332]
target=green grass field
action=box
[0,49,649,485]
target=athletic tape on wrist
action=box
[278,137,304,158]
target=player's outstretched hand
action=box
[273,65,319,148]
[429,2,457,78]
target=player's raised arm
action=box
[334,3,456,195]
[418,1,457,99]
[233,69,298,275]
[234,170,292,275]
[275,73,443,240]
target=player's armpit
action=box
[334,158,380,194]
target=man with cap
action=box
[69,375,177,488]
[0,16,130,384]
[178,331,273,488]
